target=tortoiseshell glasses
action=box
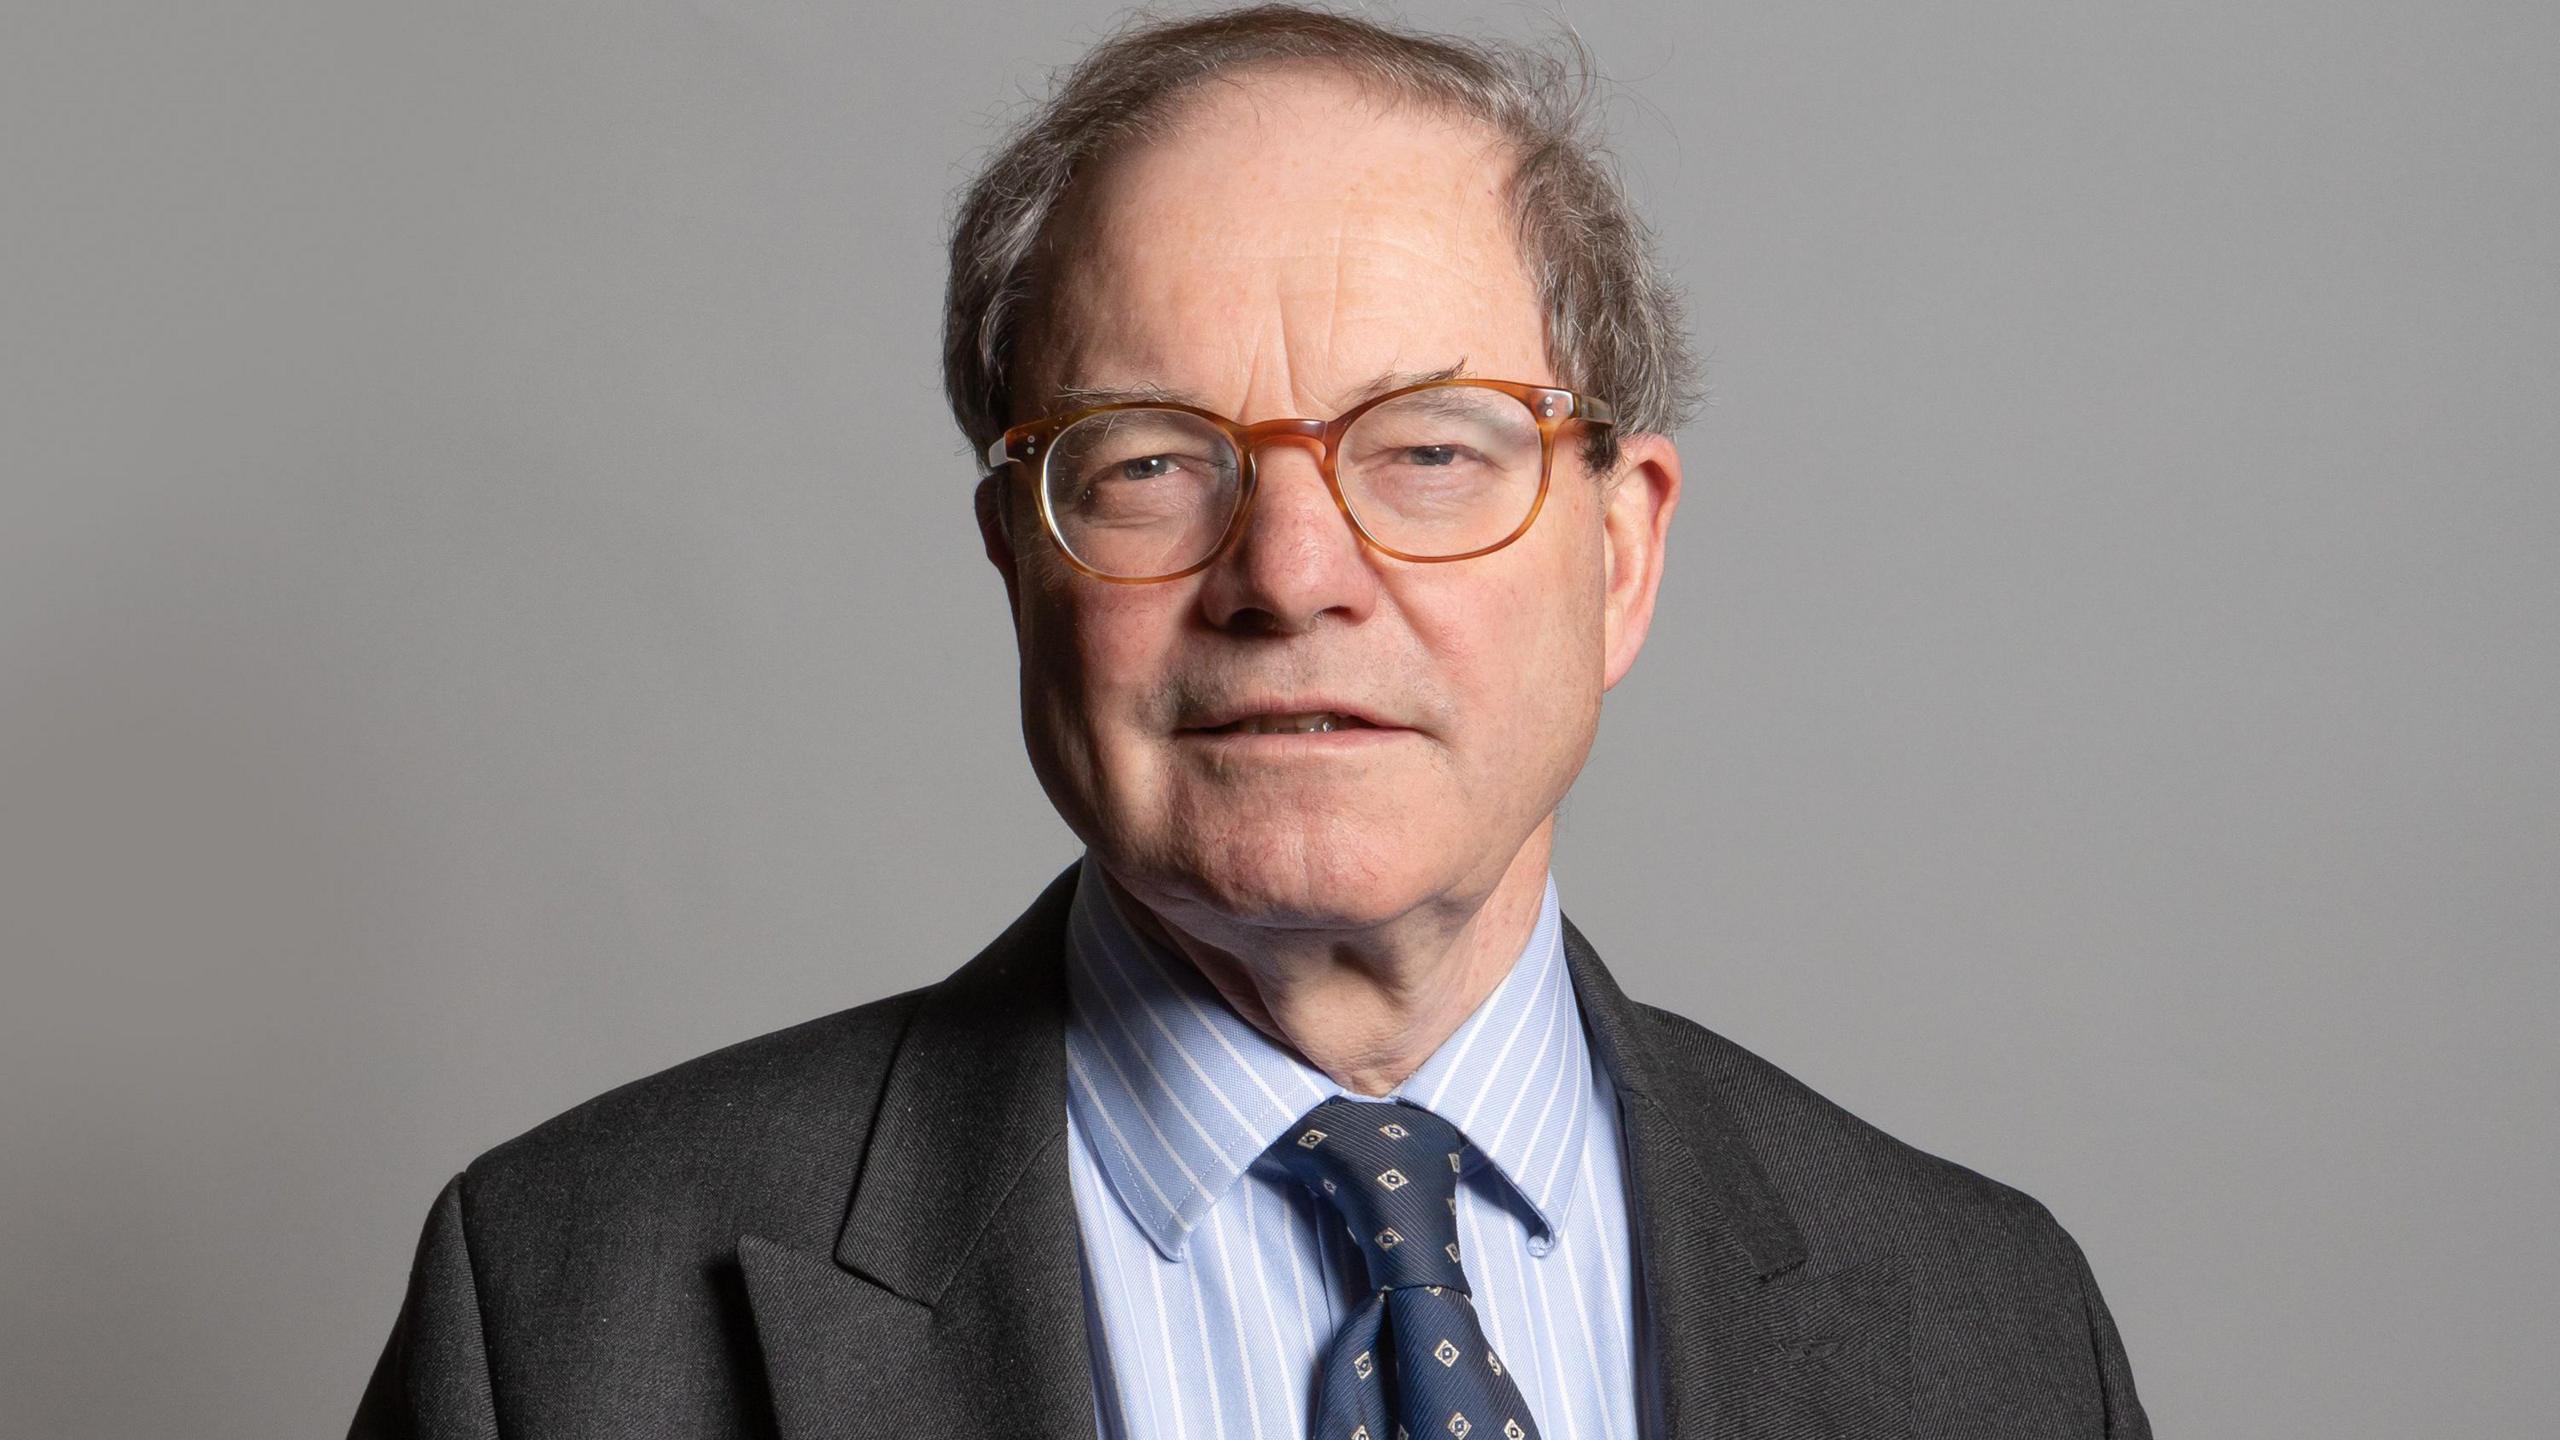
[981,378,1616,584]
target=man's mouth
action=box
[1199,711,1380,735]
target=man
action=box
[352,7,2149,1438]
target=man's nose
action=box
[1195,439,1379,635]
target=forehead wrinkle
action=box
[1259,239,1498,412]
[1227,221,1506,308]
[1026,83,1541,422]
[1049,362,1472,421]
[1241,309,1278,420]
[1290,216,1347,410]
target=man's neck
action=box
[1099,823,1555,1096]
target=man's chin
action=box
[1115,836,1440,937]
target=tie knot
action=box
[1267,1097,1472,1294]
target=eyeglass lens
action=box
[1040,385,1547,580]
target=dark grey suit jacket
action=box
[350,866,2151,1438]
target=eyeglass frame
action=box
[980,377,1617,585]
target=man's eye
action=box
[1117,455,1179,481]
[1402,444,1462,467]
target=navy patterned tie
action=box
[1268,1096,1543,1440]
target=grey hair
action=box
[941,3,1701,473]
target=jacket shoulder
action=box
[459,986,928,1253]
[366,989,933,1437]
[1621,998,2090,1278]
[1619,999,2149,1429]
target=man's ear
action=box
[1598,432,1682,692]
[975,471,1024,620]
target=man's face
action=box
[981,69,1677,937]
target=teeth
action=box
[1229,712,1356,734]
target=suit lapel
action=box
[1565,918,1913,1440]
[740,867,1095,1439]
[737,875,1905,1440]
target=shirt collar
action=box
[1061,854,1594,1261]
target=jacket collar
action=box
[741,864,1095,1438]
[1564,916,1913,1439]
[740,867,1912,1439]
[1561,916,1805,1280]
[831,866,1077,1304]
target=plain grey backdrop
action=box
[4,1,2553,1435]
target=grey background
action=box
[3,1,2552,1435]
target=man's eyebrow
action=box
[1343,363,1470,408]
[1048,363,1473,417]
[1050,380,1192,409]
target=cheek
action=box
[1017,568,1185,758]
[1407,523,1608,751]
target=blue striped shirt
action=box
[1061,854,1641,1440]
